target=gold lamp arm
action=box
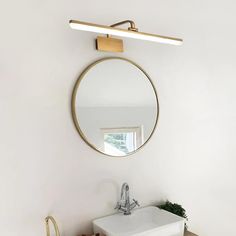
[45,216,61,236]
[110,20,138,31]
[105,20,138,41]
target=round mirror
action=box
[72,57,159,157]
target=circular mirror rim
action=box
[71,57,159,157]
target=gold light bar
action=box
[69,20,183,46]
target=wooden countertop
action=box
[185,231,198,236]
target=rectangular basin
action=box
[93,206,185,236]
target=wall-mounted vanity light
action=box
[69,19,183,52]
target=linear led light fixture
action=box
[69,19,183,52]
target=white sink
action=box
[93,206,185,236]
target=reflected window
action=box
[101,127,143,156]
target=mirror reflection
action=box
[72,58,159,157]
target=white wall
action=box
[1,0,236,236]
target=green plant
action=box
[157,201,188,229]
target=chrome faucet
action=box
[115,183,140,215]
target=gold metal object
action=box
[69,19,183,46]
[71,57,159,158]
[95,20,135,52]
[45,216,60,236]
[96,36,123,52]
[110,20,138,32]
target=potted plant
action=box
[157,201,188,231]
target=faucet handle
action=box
[133,199,140,207]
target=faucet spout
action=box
[45,216,60,236]
[121,183,129,203]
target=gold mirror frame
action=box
[71,57,159,157]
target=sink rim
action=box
[93,205,185,222]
